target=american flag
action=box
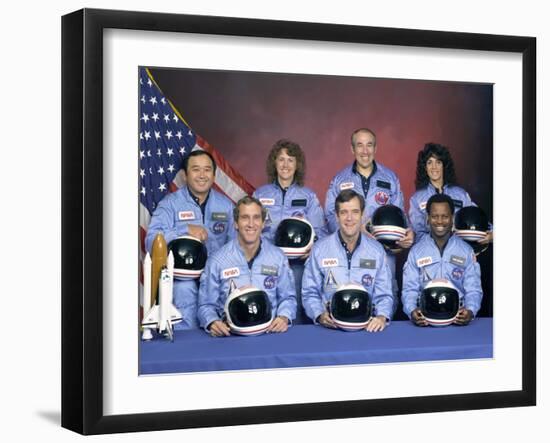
[138,67,255,297]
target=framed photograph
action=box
[62,8,536,435]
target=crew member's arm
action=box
[197,258,230,336]
[267,256,297,333]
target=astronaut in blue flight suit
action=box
[409,142,493,244]
[302,189,394,332]
[253,139,326,323]
[324,128,414,312]
[145,150,235,330]
[198,196,297,336]
[402,193,483,326]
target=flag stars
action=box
[147,150,152,157]
[172,114,179,123]
[139,150,145,159]
[188,130,193,136]
[140,169,145,178]
[167,164,175,173]
[161,97,167,105]
[179,146,186,155]
[157,166,165,175]
[147,78,153,87]
[166,148,174,157]
[159,183,167,192]
[154,131,161,140]
[144,131,151,141]
[163,114,170,123]
[140,186,146,195]
[176,131,183,140]
[152,113,159,122]
[140,95,146,104]
[165,130,173,140]
[140,113,150,123]
[156,148,162,157]
[139,132,144,140]
[149,96,157,105]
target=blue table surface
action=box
[139,318,493,375]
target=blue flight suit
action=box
[324,161,406,307]
[324,161,405,234]
[409,183,475,242]
[145,186,235,330]
[253,182,327,323]
[401,234,483,318]
[197,239,297,331]
[253,182,327,242]
[301,231,394,323]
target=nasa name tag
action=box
[450,255,466,267]
[259,198,275,206]
[419,201,427,210]
[261,265,279,276]
[416,256,433,267]
[360,259,376,269]
[322,258,339,267]
[291,199,307,207]
[222,267,240,279]
[376,180,391,190]
[211,212,228,221]
[178,211,196,221]
[452,199,464,209]
[339,182,354,191]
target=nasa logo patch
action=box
[264,275,277,289]
[178,211,195,221]
[452,267,464,280]
[362,274,373,287]
[340,182,354,191]
[374,191,389,205]
[212,221,226,235]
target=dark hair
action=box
[414,143,457,190]
[182,150,217,174]
[426,193,455,215]
[266,139,306,186]
[233,195,267,223]
[335,189,365,214]
[350,128,377,148]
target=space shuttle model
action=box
[141,233,182,341]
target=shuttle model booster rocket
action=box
[141,248,182,341]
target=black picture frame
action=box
[61,8,536,435]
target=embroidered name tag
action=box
[339,182,354,191]
[417,256,433,267]
[259,198,275,206]
[211,212,228,221]
[452,199,464,209]
[376,180,391,190]
[291,199,307,207]
[178,211,195,221]
[420,201,427,210]
[450,255,466,267]
[261,265,279,276]
[222,267,240,279]
[360,259,376,269]
[322,258,339,267]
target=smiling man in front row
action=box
[302,189,394,332]
[402,193,483,326]
[198,196,297,336]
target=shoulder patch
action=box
[419,201,427,210]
